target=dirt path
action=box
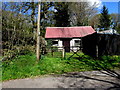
[2,70,120,89]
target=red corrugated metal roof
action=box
[45,26,96,38]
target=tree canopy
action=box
[3,1,118,60]
[98,5,112,30]
[54,2,70,27]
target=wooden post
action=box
[96,45,98,58]
[51,47,53,57]
[80,37,83,51]
[62,46,65,58]
[36,0,41,61]
[96,34,99,58]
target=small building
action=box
[97,29,119,35]
[45,26,96,52]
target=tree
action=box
[21,1,53,37]
[110,13,120,33]
[98,5,112,30]
[40,2,54,36]
[2,1,54,60]
[53,2,98,27]
[110,14,118,28]
[2,2,36,59]
[54,2,70,27]
[88,14,101,29]
[69,2,98,26]
[116,22,120,33]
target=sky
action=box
[98,2,119,14]
[87,0,119,14]
[1,0,119,14]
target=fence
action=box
[82,33,120,57]
[41,46,82,59]
[42,46,63,58]
[3,33,120,61]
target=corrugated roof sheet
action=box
[45,26,96,38]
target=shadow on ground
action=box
[61,55,120,89]
[57,70,120,89]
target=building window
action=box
[74,40,80,46]
[52,41,58,46]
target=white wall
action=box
[70,39,81,47]
[58,40,63,47]
[52,38,81,51]
[70,39,81,51]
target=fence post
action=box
[62,46,65,59]
[96,45,98,58]
[51,47,53,57]
[96,34,99,58]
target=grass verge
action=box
[2,54,120,81]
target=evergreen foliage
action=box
[54,2,70,27]
[98,5,112,30]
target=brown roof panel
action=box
[45,26,96,38]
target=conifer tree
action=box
[98,5,112,30]
[54,2,70,27]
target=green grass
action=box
[2,55,37,81]
[2,53,120,81]
[46,51,62,58]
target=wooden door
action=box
[63,39,70,52]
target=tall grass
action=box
[2,54,120,81]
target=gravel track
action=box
[2,70,120,89]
